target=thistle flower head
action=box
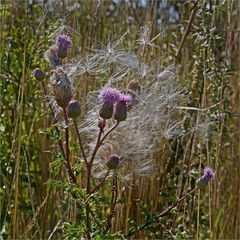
[113,93,132,122]
[55,35,72,59]
[55,34,72,49]
[33,68,45,81]
[197,166,215,189]
[99,87,121,119]
[118,93,132,103]
[99,87,121,104]
[204,166,215,178]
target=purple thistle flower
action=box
[128,16,135,24]
[197,166,215,189]
[99,87,121,119]
[99,87,121,104]
[204,166,214,178]
[55,34,72,49]
[119,93,133,103]
[113,93,132,122]
[55,35,72,59]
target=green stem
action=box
[63,109,77,184]
[86,170,110,200]
[105,172,118,233]
[73,119,88,167]
[40,80,66,161]
[85,121,120,238]
[126,187,198,237]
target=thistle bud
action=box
[196,167,215,189]
[98,119,106,130]
[127,79,141,93]
[33,68,45,81]
[99,87,121,119]
[67,100,81,119]
[113,94,132,122]
[106,154,120,170]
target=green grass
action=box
[0,0,239,239]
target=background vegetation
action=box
[0,0,239,239]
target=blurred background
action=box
[0,0,239,239]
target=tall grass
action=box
[0,0,239,239]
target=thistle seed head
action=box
[50,67,72,109]
[57,47,68,59]
[45,45,61,68]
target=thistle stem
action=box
[85,121,119,238]
[86,170,110,199]
[99,122,119,146]
[126,187,198,237]
[105,172,118,233]
[85,128,103,239]
[88,128,104,169]
[63,109,77,184]
[40,80,66,161]
[87,121,120,191]
[73,119,88,167]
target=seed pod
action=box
[45,45,61,68]
[50,67,72,109]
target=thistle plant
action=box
[33,32,216,239]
